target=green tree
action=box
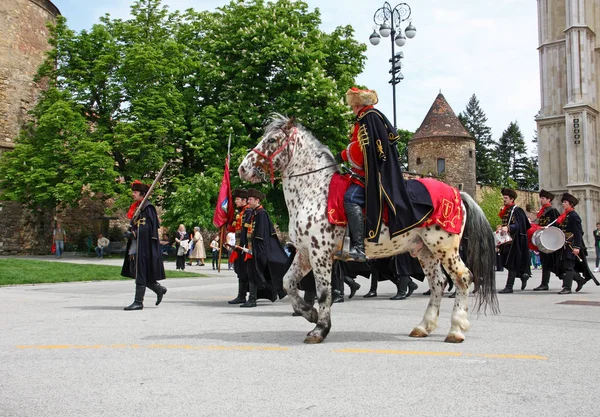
[496,121,528,185]
[0,88,118,211]
[458,94,500,185]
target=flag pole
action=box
[217,133,233,273]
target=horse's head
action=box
[238,114,298,184]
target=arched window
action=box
[437,158,445,175]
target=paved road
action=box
[1,256,599,417]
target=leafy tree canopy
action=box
[0,0,366,232]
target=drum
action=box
[531,227,565,254]
[494,229,512,247]
[527,224,542,251]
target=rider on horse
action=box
[336,87,432,262]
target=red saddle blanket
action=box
[326,174,463,234]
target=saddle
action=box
[327,173,463,235]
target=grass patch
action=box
[0,258,205,286]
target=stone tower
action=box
[408,93,476,196]
[0,0,60,154]
[536,0,599,245]
[0,0,60,254]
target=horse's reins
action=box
[251,127,340,184]
[251,127,298,185]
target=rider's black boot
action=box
[344,203,367,262]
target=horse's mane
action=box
[265,113,335,163]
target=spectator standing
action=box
[210,235,220,270]
[593,222,600,272]
[189,227,206,266]
[53,222,66,259]
[174,224,189,270]
[226,231,236,270]
[95,233,110,258]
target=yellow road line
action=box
[14,345,548,359]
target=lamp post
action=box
[369,2,417,128]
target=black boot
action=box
[520,273,530,290]
[332,289,345,303]
[124,285,145,310]
[344,203,367,262]
[240,283,257,307]
[147,282,168,306]
[499,271,516,293]
[534,269,550,291]
[229,280,248,304]
[407,279,418,298]
[345,276,361,299]
[390,275,408,300]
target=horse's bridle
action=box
[251,127,298,185]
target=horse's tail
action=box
[460,192,500,315]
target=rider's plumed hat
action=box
[346,87,379,107]
[539,189,555,201]
[246,188,266,201]
[501,188,517,200]
[232,188,248,199]
[561,192,579,207]
[131,180,150,195]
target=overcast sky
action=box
[51,0,540,150]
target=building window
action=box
[437,158,445,175]
[416,157,421,165]
[469,150,473,158]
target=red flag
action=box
[212,157,234,228]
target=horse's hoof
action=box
[409,328,428,338]
[444,333,465,343]
[304,334,324,344]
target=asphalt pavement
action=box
[1,255,599,417]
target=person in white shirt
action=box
[226,231,236,270]
[95,233,110,258]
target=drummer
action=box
[555,193,597,294]
[531,189,560,291]
[498,188,532,294]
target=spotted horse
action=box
[238,114,499,344]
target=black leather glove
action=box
[334,151,344,165]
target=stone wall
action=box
[408,136,476,197]
[0,0,60,254]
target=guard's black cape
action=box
[359,108,433,242]
[500,205,531,275]
[557,210,597,283]
[121,202,166,285]
[247,207,288,300]
[537,205,560,273]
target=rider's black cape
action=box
[359,108,433,242]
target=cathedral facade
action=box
[536,0,600,244]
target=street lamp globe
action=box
[369,30,381,46]
[394,32,406,47]
[405,23,417,39]
[379,22,391,37]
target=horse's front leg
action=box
[410,247,443,338]
[283,255,317,324]
[304,261,333,344]
[441,250,472,343]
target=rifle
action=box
[132,162,169,222]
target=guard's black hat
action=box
[131,180,150,195]
[539,189,555,201]
[232,188,248,199]
[246,188,266,200]
[501,188,517,200]
[561,192,579,207]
